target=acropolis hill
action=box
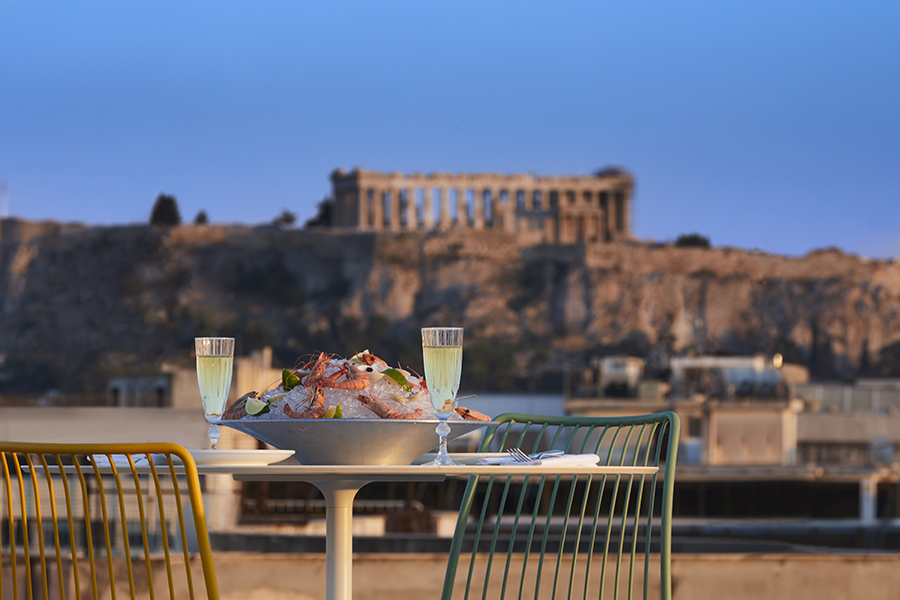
[1,216,900,394]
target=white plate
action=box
[412,452,507,465]
[184,449,296,466]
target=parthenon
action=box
[330,168,634,244]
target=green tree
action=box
[194,210,209,225]
[273,209,297,228]
[305,197,334,228]
[150,194,181,226]
[675,233,711,249]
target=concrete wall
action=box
[0,406,264,532]
[52,552,900,600]
[215,552,900,600]
[670,553,900,600]
[798,412,900,443]
[709,406,798,466]
[0,407,211,446]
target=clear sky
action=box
[1,1,898,257]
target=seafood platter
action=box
[216,350,495,465]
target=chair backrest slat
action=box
[442,411,680,600]
[0,442,220,600]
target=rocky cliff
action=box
[1,219,899,393]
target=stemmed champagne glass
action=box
[195,337,234,449]
[421,327,464,467]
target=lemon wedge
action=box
[325,405,337,418]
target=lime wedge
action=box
[282,369,301,391]
[382,368,412,391]
[325,405,337,418]
[245,397,269,416]
[334,404,343,418]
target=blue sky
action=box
[1,0,898,257]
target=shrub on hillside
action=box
[675,233,711,249]
[150,194,181,226]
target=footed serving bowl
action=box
[218,418,495,465]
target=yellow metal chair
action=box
[1,442,219,600]
[442,411,680,600]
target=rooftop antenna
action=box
[0,178,7,219]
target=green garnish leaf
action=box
[282,369,301,391]
[382,368,412,392]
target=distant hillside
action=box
[1,218,899,395]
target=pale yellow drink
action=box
[197,354,233,418]
[423,345,462,417]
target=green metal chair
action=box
[442,411,679,600]
[1,442,220,600]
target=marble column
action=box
[472,189,484,229]
[488,189,500,229]
[618,189,630,234]
[439,187,451,230]
[607,189,618,240]
[522,189,533,210]
[599,191,609,241]
[544,213,555,243]
[388,188,400,232]
[423,187,435,229]
[357,188,368,230]
[372,188,384,231]
[488,189,498,228]
[457,188,469,227]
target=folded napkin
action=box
[90,454,154,468]
[479,453,600,467]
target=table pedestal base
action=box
[317,480,369,600]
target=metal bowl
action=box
[218,418,495,465]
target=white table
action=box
[198,462,659,600]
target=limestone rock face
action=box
[1,220,900,390]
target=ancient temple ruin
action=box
[330,168,634,244]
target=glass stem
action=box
[208,423,221,450]
[436,421,450,457]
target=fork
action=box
[506,448,564,463]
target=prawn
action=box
[299,352,331,389]
[221,391,257,420]
[318,361,370,390]
[284,388,327,419]
[456,406,491,422]
[354,351,387,367]
[357,394,423,420]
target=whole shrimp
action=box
[353,351,387,367]
[456,406,491,422]
[302,355,369,391]
[319,361,370,390]
[284,388,327,419]
[357,394,423,420]
[221,391,257,420]
[298,352,331,388]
